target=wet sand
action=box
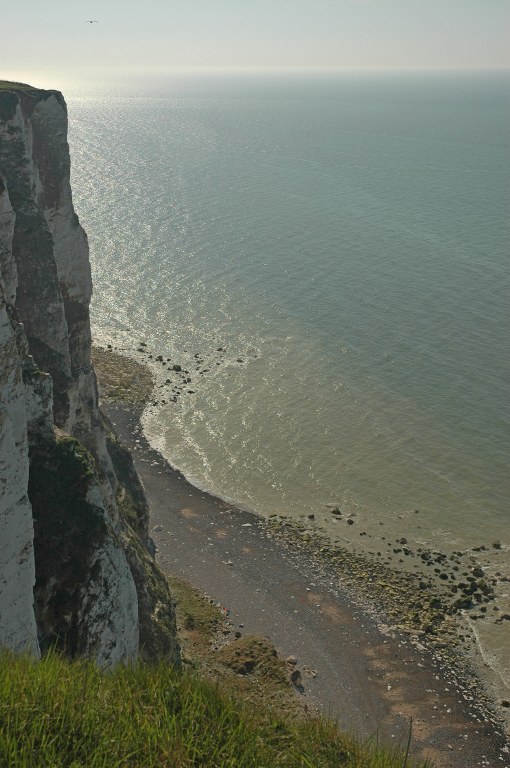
[104,398,509,768]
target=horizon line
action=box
[108,64,510,74]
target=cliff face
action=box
[0,83,179,666]
[0,173,39,655]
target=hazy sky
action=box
[2,0,509,87]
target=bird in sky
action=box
[84,20,99,23]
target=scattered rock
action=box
[290,669,303,687]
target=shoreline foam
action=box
[93,343,510,741]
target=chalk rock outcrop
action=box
[0,82,179,665]
[0,174,39,656]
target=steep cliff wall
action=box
[0,173,40,656]
[0,82,179,666]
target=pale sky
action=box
[1,0,509,88]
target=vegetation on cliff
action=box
[100,407,180,662]
[28,434,108,656]
[0,81,41,90]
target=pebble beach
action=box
[93,346,510,768]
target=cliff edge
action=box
[0,82,179,666]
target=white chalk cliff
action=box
[0,83,179,665]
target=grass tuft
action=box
[0,650,429,767]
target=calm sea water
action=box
[67,72,509,689]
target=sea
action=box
[65,70,509,701]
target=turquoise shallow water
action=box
[67,72,510,695]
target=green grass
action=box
[0,81,43,91]
[0,651,428,768]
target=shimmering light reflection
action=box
[67,75,509,550]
